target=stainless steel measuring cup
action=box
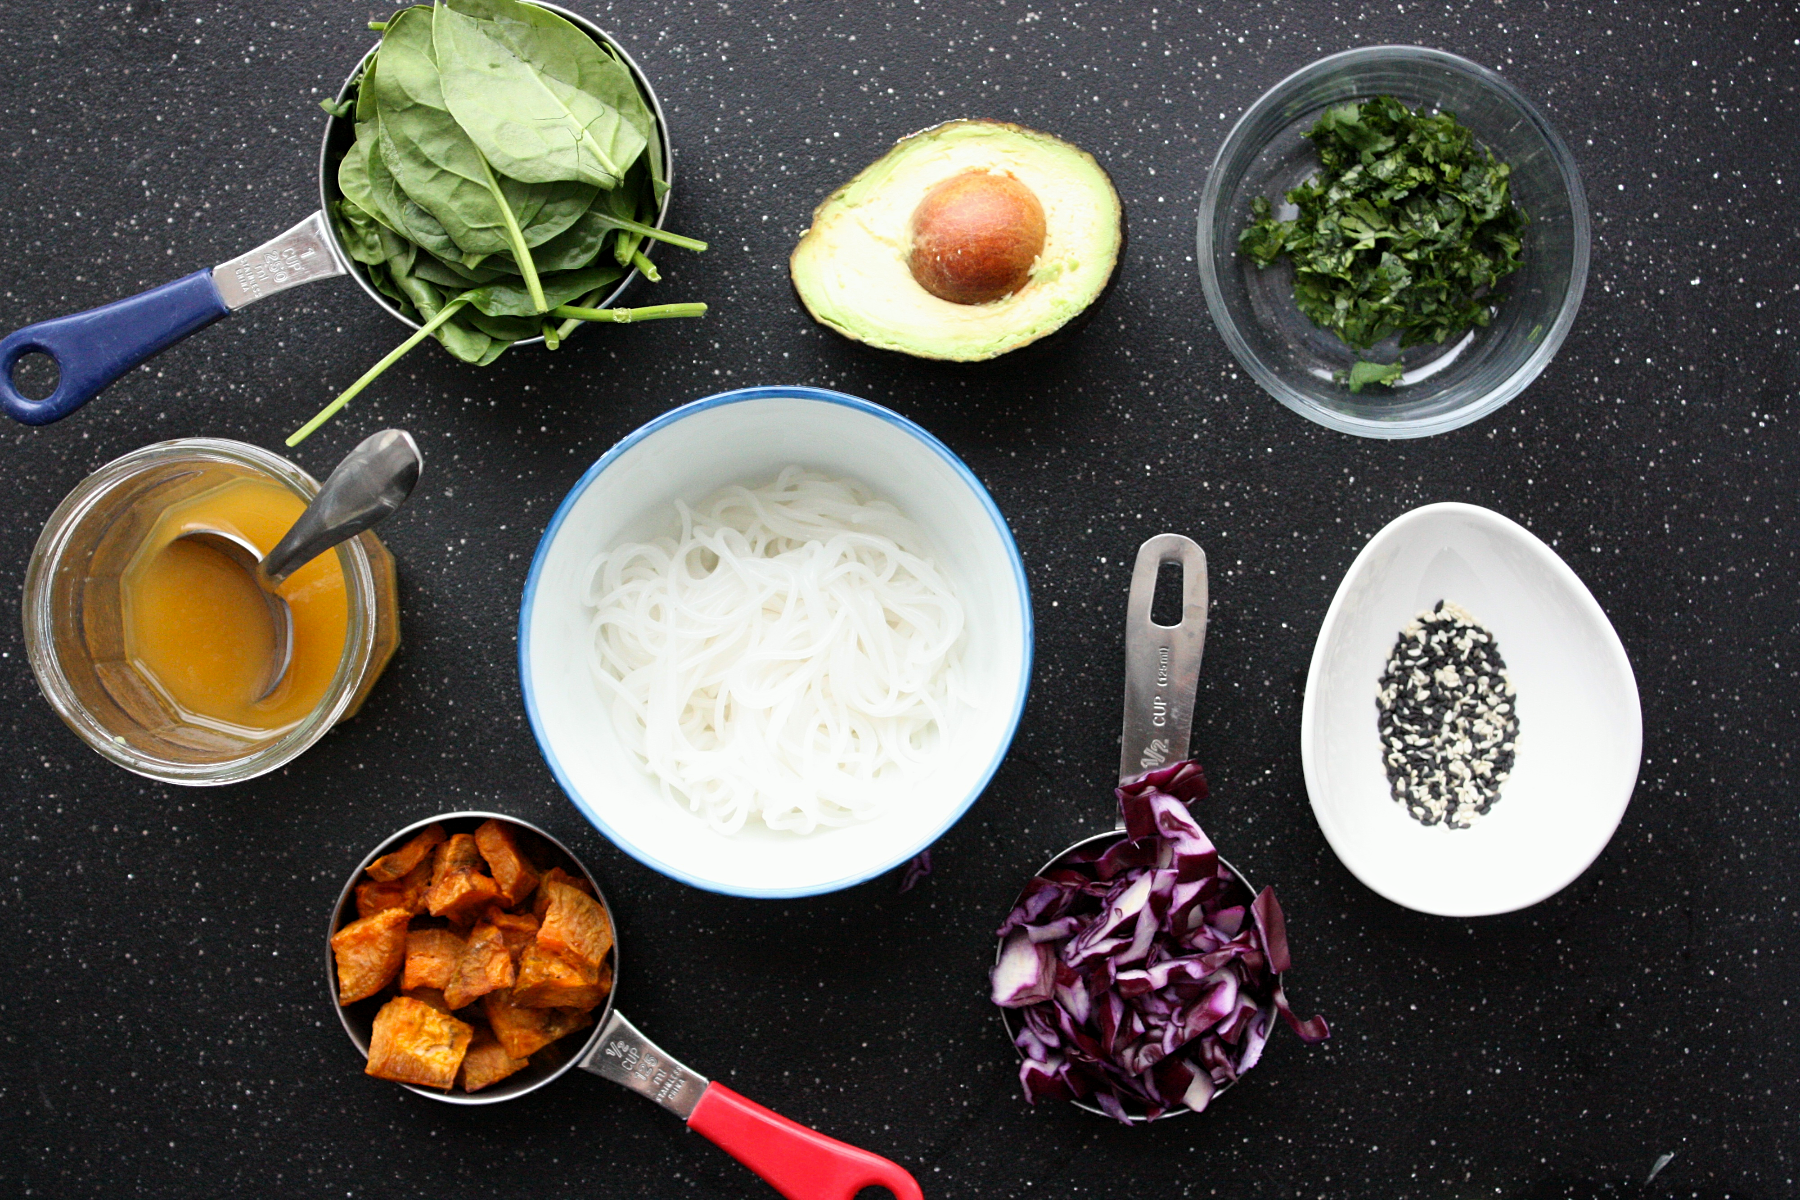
[0,2,668,427]
[996,533,1262,1122]
[330,812,923,1200]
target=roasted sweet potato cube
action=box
[430,832,483,882]
[543,1005,596,1045]
[366,823,447,882]
[427,834,500,923]
[402,928,466,993]
[355,859,432,919]
[484,908,540,964]
[531,867,594,920]
[512,944,611,1011]
[444,921,516,1010]
[404,987,452,1014]
[459,1027,530,1093]
[331,907,411,1004]
[482,990,556,1059]
[538,881,614,971]
[474,819,540,907]
[429,872,499,925]
[365,996,473,1089]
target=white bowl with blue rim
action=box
[1301,502,1641,916]
[520,385,1033,897]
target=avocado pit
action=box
[907,170,1047,305]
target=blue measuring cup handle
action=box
[0,270,231,426]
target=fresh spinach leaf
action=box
[353,50,379,123]
[463,263,623,317]
[370,4,548,303]
[357,117,464,260]
[332,199,389,266]
[432,0,647,189]
[384,255,494,364]
[336,123,393,236]
[461,308,540,341]
[407,248,512,287]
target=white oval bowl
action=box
[1301,503,1640,916]
[519,386,1033,897]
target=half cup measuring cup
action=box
[998,534,1258,1121]
[329,812,923,1200]
[0,2,668,427]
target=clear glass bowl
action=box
[21,439,400,785]
[1197,46,1590,439]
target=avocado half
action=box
[790,119,1124,362]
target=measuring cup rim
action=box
[314,1,676,348]
[325,809,620,1106]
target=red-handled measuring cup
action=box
[329,813,922,1200]
[601,1013,923,1200]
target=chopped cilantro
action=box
[1240,95,1528,389]
[1341,358,1408,393]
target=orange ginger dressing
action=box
[120,475,349,736]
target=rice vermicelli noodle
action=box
[580,467,967,834]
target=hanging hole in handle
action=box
[854,1189,902,1200]
[1150,558,1185,628]
[9,350,60,401]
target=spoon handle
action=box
[1119,533,1209,788]
[263,429,422,583]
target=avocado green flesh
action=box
[790,120,1122,362]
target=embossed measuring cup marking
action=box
[330,812,923,1200]
[995,533,1259,1122]
[0,2,670,427]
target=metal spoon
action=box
[177,429,421,701]
[998,532,1257,1121]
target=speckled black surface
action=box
[2,2,1796,1198]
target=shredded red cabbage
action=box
[991,760,1329,1121]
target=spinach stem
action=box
[286,295,474,447]
[551,302,707,323]
[367,20,388,30]
[472,149,547,312]
[596,213,708,253]
[613,230,642,268]
[552,288,607,342]
[629,250,661,282]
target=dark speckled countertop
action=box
[1,2,1796,1198]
